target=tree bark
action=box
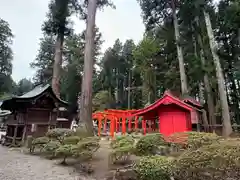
[52,33,64,97]
[203,11,232,137]
[127,70,131,109]
[171,0,188,95]
[78,0,97,135]
[194,19,216,132]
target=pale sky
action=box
[0,0,144,82]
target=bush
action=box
[135,156,173,180]
[135,133,166,156]
[168,132,221,151]
[186,132,221,150]
[55,144,78,164]
[77,136,100,152]
[63,136,81,145]
[109,135,135,165]
[173,139,240,180]
[32,136,50,145]
[30,136,50,153]
[109,144,134,165]
[41,141,61,159]
[74,126,93,138]
[46,128,74,143]
[111,135,135,149]
[54,136,100,164]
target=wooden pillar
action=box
[12,125,18,145]
[21,125,27,145]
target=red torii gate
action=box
[92,109,148,138]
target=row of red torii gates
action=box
[92,109,152,137]
[92,91,203,138]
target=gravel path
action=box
[0,146,93,180]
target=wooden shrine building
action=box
[0,84,69,146]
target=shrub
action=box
[55,144,78,164]
[77,136,100,152]
[55,136,100,164]
[74,126,93,138]
[63,136,81,145]
[41,141,60,159]
[32,136,49,145]
[111,135,135,149]
[135,156,174,180]
[30,136,50,153]
[109,135,135,165]
[135,133,166,156]
[109,144,134,165]
[168,132,221,150]
[173,139,240,180]
[186,132,221,150]
[46,128,74,143]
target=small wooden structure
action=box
[0,84,69,145]
[93,91,203,137]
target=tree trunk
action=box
[171,0,188,95]
[127,70,131,109]
[203,11,232,137]
[238,28,240,47]
[52,33,64,97]
[194,20,216,132]
[78,0,97,135]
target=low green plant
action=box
[109,144,134,165]
[135,133,166,156]
[173,139,240,180]
[111,135,135,149]
[41,140,60,159]
[30,136,50,153]
[135,156,174,180]
[46,128,74,143]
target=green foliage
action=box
[16,78,33,96]
[92,90,114,112]
[32,136,50,145]
[173,139,240,180]
[42,141,61,158]
[135,156,174,180]
[110,135,135,149]
[0,18,14,95]
[62,136,81,145]
[77,136,100,152]
[109,144,134,165]
[109,135,135,165]
[46,128,74,141]
[74,126,95,138]
[169,132,222,150]
[186,132,221,150]
[135,133,166,156]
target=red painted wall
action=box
[158,105,192,136]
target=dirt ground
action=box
[0,146,94,180]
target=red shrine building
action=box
[93,91,203,137]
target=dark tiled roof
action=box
[0,84,68,110]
